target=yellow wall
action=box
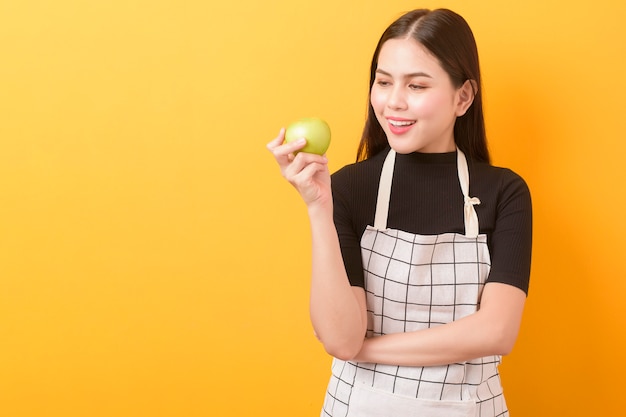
[1,0,624,415]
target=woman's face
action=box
[370,37,468,154]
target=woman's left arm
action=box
[353,282,526,366]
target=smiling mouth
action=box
[388,119,415,127]
[387,119,416,134]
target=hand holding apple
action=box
[284,117,331,155]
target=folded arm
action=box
[353,282,526,366]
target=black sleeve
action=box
[485,169,533,294]
[331,167,367,288]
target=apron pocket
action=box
[347,383,477,417]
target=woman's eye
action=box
[409,84,425,90]
[376,80,391,87]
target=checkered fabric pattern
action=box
[321,229,508,417]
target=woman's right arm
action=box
[267,129,367,360]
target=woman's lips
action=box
[387,118,415,135]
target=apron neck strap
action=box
[457,148,481,238]
[373,149,396,230]
[373,148,481,238]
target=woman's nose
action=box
[387,86,407,110]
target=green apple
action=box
[284,117,331,155]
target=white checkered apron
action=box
[322,149,508,417]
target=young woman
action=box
[267,8,532,417]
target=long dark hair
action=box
[356,9,490,164]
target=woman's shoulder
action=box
[331,148,389,184]
[476,162,529,186]
[471,162,532,204]
[330,149,390,208]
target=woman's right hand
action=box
[268,128,367,359]
[266,128,332,210]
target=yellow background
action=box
[1,0,624,415]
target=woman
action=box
[267,8,532,417]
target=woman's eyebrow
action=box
[375,68,433,78]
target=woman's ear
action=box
[456,79,477,117]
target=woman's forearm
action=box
[353,283,526,366]
[265,130,366,359]
[308,204,367,360]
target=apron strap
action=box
[373,148,481,237]
[373,149,396,230]
[457,148,481,238]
